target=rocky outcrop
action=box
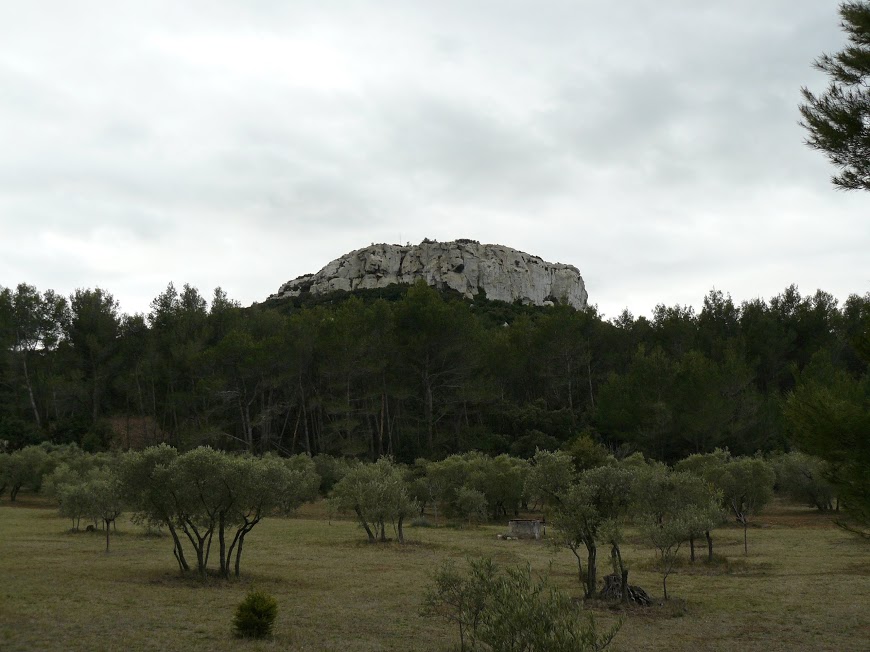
[270,239,588,309]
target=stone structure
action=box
[270,239,588,309]
[507,519,544,540]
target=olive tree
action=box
[634,467,722,599]
[221,453,319,578]
[88,470,124,552]
[550,465,633,598]
[2,445,52,501]
[674,450,731,561]
[52,462,123,551]
[523,448,575,516]
[57,481,94,531]
[706,457,775,555]
[418,453,527,523]
[772,451,836,512]
[120,445,320,577]
[330,457,417,543]
[118,444,190,571]
[423,557,621,652]
[454,487,488,526]
[168,448,320,578]
[464,453,528,520]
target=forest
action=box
[1,279,867,466]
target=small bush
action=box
[411,516,434,527]
[233,590,278,639]
[423,558,622,651]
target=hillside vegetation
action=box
[1,281,867,466]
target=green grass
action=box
[0,497,868,651]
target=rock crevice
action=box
[270,240,588,309]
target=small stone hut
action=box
[508,519,544,540]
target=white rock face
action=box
[270,239,588,309]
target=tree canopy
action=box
[800,2,870,190]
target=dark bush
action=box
[232,590,278,639]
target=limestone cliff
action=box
[270,239,588,309]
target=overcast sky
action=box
[0,1,865,320]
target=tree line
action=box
[1,280,866,466]
[1,440,835,594]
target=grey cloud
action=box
[0,0,865,319]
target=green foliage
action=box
[710,457,775,553]
[800,1,870,190]
[1,445,53,501]
[640,514,691,601]
[423,558,621,652]
[596,344,761,462]
[421,453,528,522]
[232,590,278,639]
[771,452,836,511]
[784,361,870,527]
[454,487,488,526]
[550,465,634,597]
[465,454,529,520]
[562,433,612,472]
[279,453,322,511]
[524,449,576,515]
[117,445,321,576]
[57,482,94,531]
[312,454,355,494]
[675,452,773,555]
[634,467,722,598]
[1,277,865,468]
[329,457,417,542]
[509,430,561,459]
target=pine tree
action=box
[800,2,870,190]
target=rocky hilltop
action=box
[270,239,588,309]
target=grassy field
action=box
[0,497,868,651]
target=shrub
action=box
[454,487,487,526]
[411,516,434,528]
[232,590,278,639]
[423,558,621,652]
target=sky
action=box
[0,1,866,321]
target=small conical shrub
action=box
[232,590,278,639]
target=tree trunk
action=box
[586,356,595,410]
[586,544,597,598]
[234,532,246,578]
[301,387,311,454]
[689,535,695,562]
[355,506,376,542]
[21,355,42,430]
[570,547,584,587]
[397,515,405,544]
[705,530,714,562]
[378,391,385,457]
[181,521,210,577]
[743,521,748,555]
[104,519,111,552]
[424,376,434,454]
[168,523,190,572]
[611,544,628,602]
[218,512,227,577]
